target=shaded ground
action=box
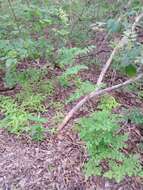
[0,126,142,190]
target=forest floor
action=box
[0,32,143,190]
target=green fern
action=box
[66,80,97,103]
[59,65,88,87]
[59,65,88,85]
[29,125,46,141]
[63,65,88,77]
[0,95,47,138]
[77,96,142,182]
[104,155,143,182]
[124,108,143,125]
[58,46,95,66]
[0,95,29,134]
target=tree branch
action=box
[96,12,143,86]
[58,12,143,131]
[58,74,143,131]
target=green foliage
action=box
[29,125,46,141]
[17,92,46,112]
[0,0,98,88]
[93,5,143,77]
[0,95,47,139]
[50,101,64,126]
[14,67,54,96]
[1,0,142,85]
[113,43,142,76]
[58,46,95,67]
[124,108,143,125]
[121,44,142,76]
[77,96,142,182]
[67,80,97,103]
[27,115,47,141]
[17,68,47,84]
[104,155,142,181]
[59,46,95,87]
[0,96,29,134]
[0,1,143,183]
[59,65,88,87]
[63,65,88,77]
[50,101,64,111]
[28,115,48,124]
[37,80,54,95]
[125,64,137,77]
[106,19,122,33]
[0,65,54,140]
[138,90,143,99]
[14,70,48,112]
[131,0,143,11]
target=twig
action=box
[132,13,143,32]
[58,12,143,131]
[0,86,16,92]
[76,49,111,60]
[7,0,22,34]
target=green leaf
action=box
[125,64,137,77]
[59,65,88,87]
[28,115,48,123]
[125,108,143,125]
[4,68,17,88]
[66,80,96,103]
[30,125,45,141]
[77,96,142,182]
[107,19,122,33]
[63,65,88,77]
[5,58,17,68]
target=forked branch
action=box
[58,12,143,131]
[58,74,143,131]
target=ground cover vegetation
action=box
[0,0,143,187]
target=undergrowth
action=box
[0,67,54,140]
[77,96,143,182]
[0,95,47,141]
[0,0,143,184]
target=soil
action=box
[0,125,142,190]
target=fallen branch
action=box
[58,12,143,131]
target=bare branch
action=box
[58,12,143,131]
[132,13,143,32]
[58,73,143,131]
[97,12,143,86]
